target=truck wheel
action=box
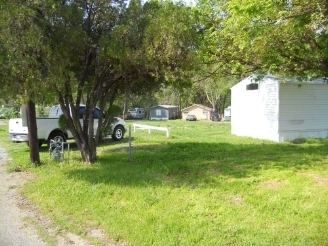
[112,126,124,141]
[48,131,66,148]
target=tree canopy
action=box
[198,0,328,77]
[2,0,325,163]
[0,0,199,163]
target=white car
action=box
[186,115,197,121]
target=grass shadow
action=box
[65,139,328,188]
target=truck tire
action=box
[112,125,124,141]
[47,131,66,148]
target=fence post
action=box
[128,125,132,161]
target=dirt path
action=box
[0,147,47,246]
[0,120,121,246]
[0,120,117,245]
[0,147,105,246]
[0,147,99,246]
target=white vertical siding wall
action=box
[231,76,280,141]
[232,75,328,142]
[231,77,255,136]
[257,78,279,141]
[278,83,328,141]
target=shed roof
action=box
[150,105,178,109]
[181,104,213,111]
[231,74,328,90]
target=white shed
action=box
[231,74,328,142]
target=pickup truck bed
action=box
[9,117,72,144]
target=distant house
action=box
[181,104,214,120]
[150,105,179,120]
[231,74,328,142]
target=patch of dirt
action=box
[300,173,328,188]
[258,179,288,189]
[0,144,121,246]
[223,194,244,205]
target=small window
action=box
[246,83,258,90]
[78,107,85,119]
[93,108,100,119]
[78,107,100,119]
[156,109,161,116]
[183,111,189,115]
[203,110,208,114]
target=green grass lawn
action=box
[1,119,328,245]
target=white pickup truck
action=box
[8,105,126,147]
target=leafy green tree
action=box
[1,0,199,164]
[44,0,128,163]
[204,0,328,77]
[194,71,236,112]
[106,0,199,117]
[0,1,55,164]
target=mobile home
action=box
[231,74,328,142]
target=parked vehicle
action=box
[211,113,221,122]
[8,105,126,147]
[186,115,197,121]
[128,108,145,119]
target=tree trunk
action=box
[68,114,97,164]
[78,140,97,163]
[26,100,40,164]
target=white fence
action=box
[133,123,170,138]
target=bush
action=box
[58,114,68,132]
[0,107,19,119]
[36,105,51,117]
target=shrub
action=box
[0,107,19,119]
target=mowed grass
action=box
[1,119,328,245]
